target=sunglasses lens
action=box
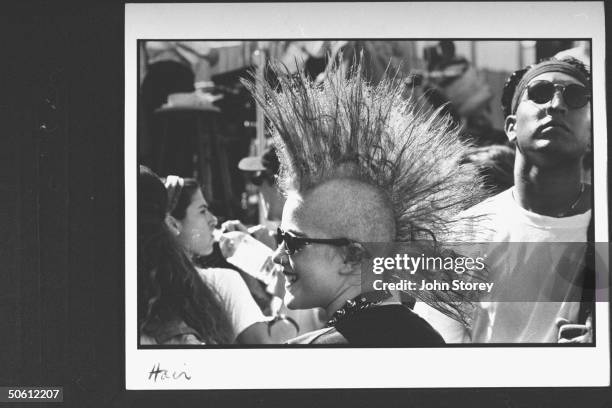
[564,84,589,108]
[251,175,263,186]
[276,228,306,254]
[276,229,296,254]
[528,82,590,109]
[528,82,555,104]
[285,238,298,254]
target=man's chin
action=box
[532,138,554,149]
[523,143,585,166]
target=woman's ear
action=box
[165,214,182,236]
[339,243,367,275]
[504,115,517,143]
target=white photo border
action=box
[125,2,609,389]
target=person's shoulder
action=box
[197,266,243,283]
[453,188,514,241]
[287,327,340,344]
[337,304,445,346]
[359,304,445,331]
[288,305,445,345]
[461,188,513,218]
[197,267,256,303]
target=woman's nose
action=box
[208,212,218,227]
[272,244,287,265]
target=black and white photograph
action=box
[4,1,610,406]
[137,37,596,346]
[126,2,609,390]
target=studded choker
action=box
[326,291,392,327]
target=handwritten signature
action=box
[148,363,192,382]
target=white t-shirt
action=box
[415,187,591,343]
[198,267,267,342]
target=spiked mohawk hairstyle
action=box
[243,58,487,325]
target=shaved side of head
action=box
[299,178,396,243]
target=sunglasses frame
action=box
[526,80,591,109]
[276,227,352,255]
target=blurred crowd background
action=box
[137,39,590,226]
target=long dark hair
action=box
[138,166,231,344]
[165,176,201,220]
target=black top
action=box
[288,304,445,346]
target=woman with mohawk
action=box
[242,58,486,345]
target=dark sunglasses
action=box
[276,228,352,255]
[526,81,590,109]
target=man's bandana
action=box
[511,60,589,114]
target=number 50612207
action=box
[1,387,63,402]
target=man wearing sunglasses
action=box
[419,56,593,344]
[505,59,591,174]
